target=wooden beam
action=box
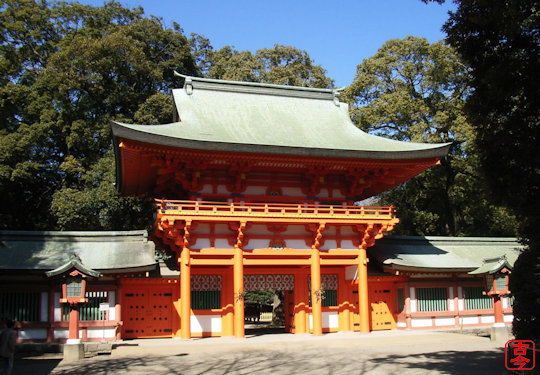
[320,259,359,265]
[191,259,234,266]
[243,259,311,266]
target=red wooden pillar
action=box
[311,247,322,335]
[68,306,80,342]
[180,245,191,339]
[493,295,504,324]
[233,245,245,338]
[358,247,370,333]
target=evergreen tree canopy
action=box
[0,0,198,230]
[0,1,333,231]
[343,36,516,236]
[424,0,539,343]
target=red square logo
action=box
[506,340,535,370]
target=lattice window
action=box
[63,291,108,321]
[191,291,220,309]
[416,287,448,312]
[0,291,40,322]
[463,287,492,310]
[322,290,337,307]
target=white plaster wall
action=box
[54,292,61,322]
[461,316,479,325]
[457,287,464,311]
[86,328,116,339]
[480,315,495,324]
[193,238,211,249]
[411,318,432,328]
[18,329,47,340]
[410,288,417,313]
[40,292,48,322]
[54,329,82,339]
[282,187,303,196]
[448,288,455,311]
[282,239,310,250]
[200,184,213,194]
[320,240,337,250]
[504,314,514,323]
[191,315,222,333]
[502,297,509,309]
[216,185,229,194]
[243,186,267,195]
[435,317,456,327]
[340,240,356,250]
[214,239,232,249]
[108,291,116,321]
[244,239,270,250]
[322,312,339,329]
[335,189,346,198]
[397,322,407,328]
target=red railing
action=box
[155,200,396,220]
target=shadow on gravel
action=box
[367,349,507,375]
[13,357,62,375]
[41,347,508,375]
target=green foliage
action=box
[204,44,333,88]
[0,0,197,230]
[438,0,539,342]
[244,291,274,305]
[344,36,517,236]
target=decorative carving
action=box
[228,161,252,194]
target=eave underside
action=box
[116,139,442,199]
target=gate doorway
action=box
[243,274,295,334]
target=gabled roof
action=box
[111,74,451,160]
[45,254,101,278]
[369,236,522,273]
[0,231,156,274]
[468,255,513,275]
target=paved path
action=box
[13,330,512,375]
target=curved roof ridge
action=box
[174,72,337,95]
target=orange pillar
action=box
[493,295,504,324]
[68,305,80,341]
[294,269,307,334]
[233,246,245,338]
[311,248,322,335]
[222,270,234,336]
[358,247,370,333]
[180,246,191,339]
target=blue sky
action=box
[74,0,456,87]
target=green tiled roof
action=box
[468,255,513,275]
[370,236,522,273]
[111,75,451,160]
[0,231,156,273]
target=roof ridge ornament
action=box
[185,76,193,96]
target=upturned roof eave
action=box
[111,120,452,161]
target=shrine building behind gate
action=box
[110,75,451,338]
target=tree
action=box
[428,0,539,343]
[204,44,333,88]
[0,0,198,230]
[343,36,516,236]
